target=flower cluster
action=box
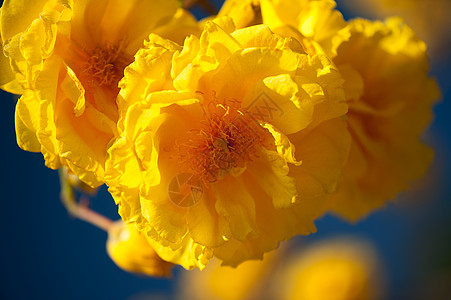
[1,0,439,271]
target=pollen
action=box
[85,40,132,88]
[176,103,273,183]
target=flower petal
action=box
[0,0,48,41]
[289,117,351,200]
[213,176,258,242]
[15,90,41,152]
[248,148,298,209]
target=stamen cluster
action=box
[85,41,131,87]
[176,103,272,183]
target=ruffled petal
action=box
[15,90,41,152]
[148,235,214,270]
[211,47,300,105]
[263,123,302,166]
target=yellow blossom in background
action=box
[107,221,173,277]
[106,17,350,269]
[273,238,385,300]
[0,0,199,186]
[224,0,439,220]
[178,251,279,300]
[176,237,384,300]
[324,18,440,220]
[337,0,451,60]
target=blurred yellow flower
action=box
[0,0,199,186]
[105,18,350,269]
[227,0,440,220]
[274,238,385,300]
[176,237,384,300]
[107,221,173,277]
[338,0,451,60]
[325,18,440,220]
[178,251,279,300]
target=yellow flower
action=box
[229,0,440,220]
[176,238,384,300]
[218,0,346,57]
[216,0,263,29]
[1,0,199,186]
[105,17,350,269]
[325,18,440,220]
[274,238,385,300]
[339,0,451,59]
[178,251,279,300]
[107,221,173,277]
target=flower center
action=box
[85,40,132,88]
[176,103,273,183]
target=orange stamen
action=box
[175,102,273,184]
[84,39,132,88]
